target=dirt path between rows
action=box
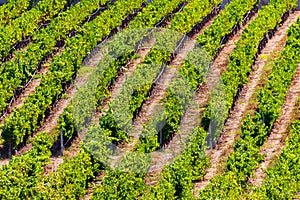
[110,40,155,100]
[294,193,300,200]
[191,13,260,193]
[0,54,61,165]
[127,6,220,153]
[144,11,260,187]
[251,64,300,186]
[78,39,157,200]
[83,7,222,199]
[0,61,87,166]
[0,6,110,124]
[129,5,221,147]
[194,11,300,194]
[0,4,147,166]
[18,63,93,157]
[142,37,197,185]
[0,47,68,159]
[0,61,51,125]
[42,47,106,174]
[43,39,154,174]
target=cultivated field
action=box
[0,0,299,199]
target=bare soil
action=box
[194,11,300,193]
[250,64,300,186]
[143,38,197,185]
[43,39,154,174]
[145,12,259,188]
